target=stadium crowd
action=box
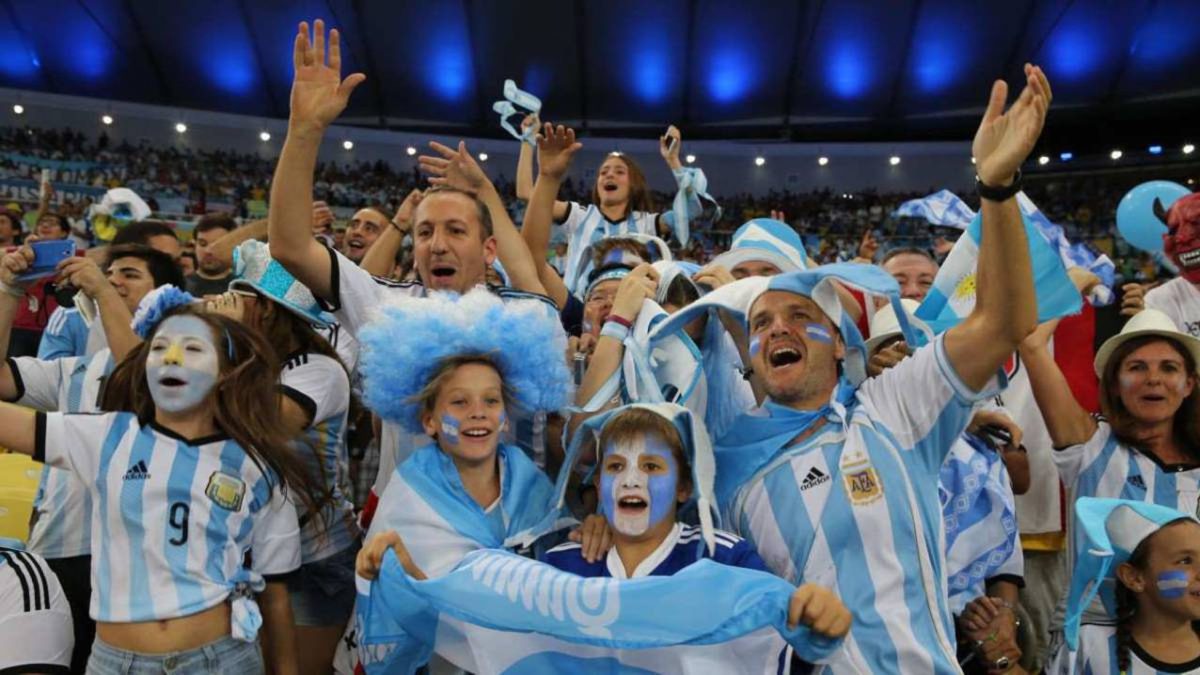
[0,16,1198,675]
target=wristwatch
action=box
[976,170,1022,202]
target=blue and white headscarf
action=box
[710,218,810,273]
[1064,498,1197,652]
[558,403,718,555]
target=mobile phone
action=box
[663,132,678,154]
[18,239,76,282]
[981,424,1013,448]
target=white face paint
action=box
[146,314,220,413]
[600,435,678,538]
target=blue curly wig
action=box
[359,289,573,433]
[131,285,196,339]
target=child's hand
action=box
[356,530,426,581]
[568,514,613,563]
[788,584,852,638]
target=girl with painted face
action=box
[355,289,573,584]
[0,305,322,674]
[204,241,357,675]
[1021,309,1200,649]
[542,404,852,662]
[1051,499,1200,674]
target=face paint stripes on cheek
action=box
[1157,570,1191,599]
[805,323,834,344]
[440,414,461,445]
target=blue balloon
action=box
[1116,180,1191,252]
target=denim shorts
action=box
[287,543,359,627]
[86,634,262,674]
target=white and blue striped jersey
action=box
[0,540,73,672]
[560,202,659,297]
[724,336,991,673]
[37,306,89,360]
[318,247,560,504]
[6,350,114,559]
[34,411,301,622]
[1047,624,1200,674]
[1055,420,1200,627]
[280,351,360,562]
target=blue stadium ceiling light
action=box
[1148,145,1163,155]
[1060,152,1074,161]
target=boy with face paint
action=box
[543,405,852,648]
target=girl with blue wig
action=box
[354,288,575,583]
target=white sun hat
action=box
[1093,308,1200,377]
[865,298,924,356]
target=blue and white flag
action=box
[897,190,1115,306]
[915,211,1081,334]
[939,435,1021,615]
[894,189,978,229]
[357,549,843,674]
[366,443,573,577]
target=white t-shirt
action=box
[280,351,359,562]
[1145,277,1200,337]
[0,542,73,672]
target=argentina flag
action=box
[898,189,1115,306]
[357,549,843,674]
[893,189,978,228]
[915,210,1081,334]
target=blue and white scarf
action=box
[357,548,843,674]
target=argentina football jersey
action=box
[7,349,114,559]
[32,411,300,622]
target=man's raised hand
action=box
[972,64,1052,187]
[289,19,366,132]
[419,141,492,195]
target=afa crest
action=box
[206,472,246,511]
[840,455,883,506]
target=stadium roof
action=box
[1,0,1197,150]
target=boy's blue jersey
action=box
[542,523,767,578]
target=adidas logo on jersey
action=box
[123,460,150,481]
[1127,474,1146,490]
[800,467,830,491]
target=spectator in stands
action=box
[1143,193,1200,336]
[186,213,235,296]
[111,220,182,262]
[39,222,183,360]
[341,207,388,264]
[178,251,196,277]
[0,207,22,248]
[881,246,939,301]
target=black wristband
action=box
[976,170,1022,202]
